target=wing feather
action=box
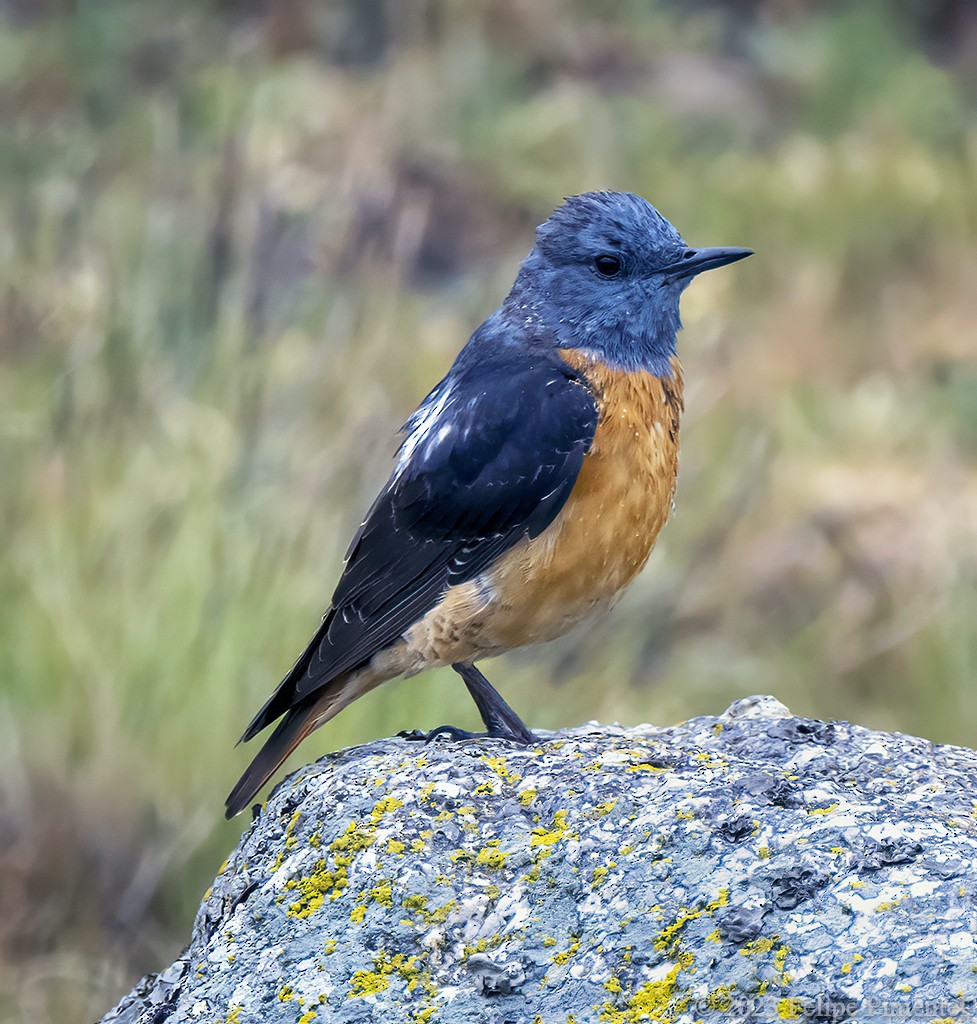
[240,353,598,739]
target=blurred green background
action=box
[1,0,976,1020]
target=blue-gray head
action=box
[505,191,751,375]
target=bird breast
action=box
[397,350,683,668]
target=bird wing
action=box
[240,355,598,741]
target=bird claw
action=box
[398,725,480,743]
[398,723,538,745]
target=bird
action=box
[225,190,751,818]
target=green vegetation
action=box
[0,2,975,1021]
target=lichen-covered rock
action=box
[102,696,977,1024]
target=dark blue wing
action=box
[240,352,597,739]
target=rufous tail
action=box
[224,667,385,819]
[224,704,321,819]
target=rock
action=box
[101,696,977,1023]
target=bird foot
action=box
[398,724,538,745]
[396,663,538,746]
[398,725,480,743]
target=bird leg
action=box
[455,662,537,742]
[398,663,538,745]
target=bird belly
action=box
[396,352,683,668]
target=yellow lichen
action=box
[284,810,303,850]
[369,883,393,907]
[224,1006,242,1024]
[654,889,729,954]
[740,937,777,956]
[777,997,803,1019]
[551,936,582,965]
[531,809,573,847]
[693,752,728,769]
[706,984,735,1010]
[350,968,389,997]
[370,796,404,820]
[773,943,792,983]
[463,937,490,957]
[476,847,508,870]
[387,839,405,855]
[807,803,839,816]
[600,964,686,1023]
[350,905,366,924]
[330,822,376,856]
[278,984,294,1002]
[297,1011,316,1024]
[481,756,521,782]
[284,859,348,918]
[518,788,538,806]
[416,898,457,925]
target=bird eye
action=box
[593,254,621,277]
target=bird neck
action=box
[559,347,684,402]
[502,287,681,378]
[555,308,680,377]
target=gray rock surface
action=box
[101,696,977,1023]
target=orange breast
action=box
[397,350,683,669]
[453,351,683,656]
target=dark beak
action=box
[662,246,753,281]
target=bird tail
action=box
[224,667,385,819]
[224,702,322,819]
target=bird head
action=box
[505,191,752,375]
